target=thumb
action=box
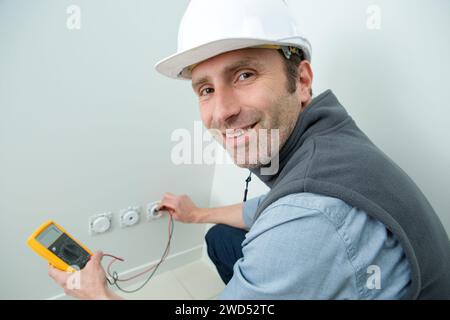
[157,202,174,212]
[89,251,104,264]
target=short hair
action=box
[278,49,312,97]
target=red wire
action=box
[103,208,174,283]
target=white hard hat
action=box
[154,0,312,80]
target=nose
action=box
[212,85,241,126]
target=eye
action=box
[200,87,214,97]
[237,72,254,81]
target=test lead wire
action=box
[103,209,174,293]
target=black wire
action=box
[106,213,174,293]
[243,172,252,202]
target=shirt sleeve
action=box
[219,202,359,300]
[242,194,267,230]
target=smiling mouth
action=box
[223,122,258,139]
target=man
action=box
[49,0,450,299]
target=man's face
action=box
[191,48,306,169]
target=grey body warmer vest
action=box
[250,90,450,299]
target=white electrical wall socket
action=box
[146,201,166,221]
[120,206,141,228]
[89,213,112,235]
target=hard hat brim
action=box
[154,37,311,80]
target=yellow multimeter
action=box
[27,220,92,272]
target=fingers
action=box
[92,251,104,263]
[155,203,166,211]
[158,204,176,215]
[48,252,110,299]
[48,265,71,287]
[157,193,178,212]
[157,192,196,223]
[86,251,104,268]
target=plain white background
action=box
[1,0,449,299]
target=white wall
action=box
[0,0,215,299]
[209,0,450,236]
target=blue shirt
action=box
[218,192,412,299]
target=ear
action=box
[296,60,313,107]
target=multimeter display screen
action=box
[37,224,63,247]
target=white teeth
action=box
[225,128,250,138]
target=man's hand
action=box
[48,251,121,300]
[157,193,203,223]
[158,192,247,229]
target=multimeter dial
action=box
[61,243,82,261]
[49,234,90,270]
